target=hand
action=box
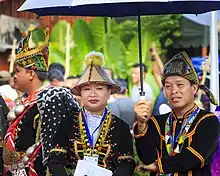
[134,100,152,124]
[142,162,158,172]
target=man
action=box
[0,95,9,175]
[3,26,50,176]
[47,68,65,87]
[133,51,219,176]
[109,78,136,128]
[48,51,135,176]
[64,75,80,89]
[131,63,153,102]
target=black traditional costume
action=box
[134,52,219,176]
[3,27,49,176]
[48,51,135,176]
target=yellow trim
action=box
[74,140,84,160]
[33,114,40,129]
[133,122,148,138]
[186,113,214,137]
[118,155,134,160]
[35,114,41,143]
[151,117,165,140]
[102,144,111,168]
[188,170,192,176]
[50,148,67,153]
[187,146,205,168]
[157,158,164,174]
[174,173,178,176]
[188,136,192,145]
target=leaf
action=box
[89,17,105,51]
[50,20,69,51]
[69,19,94,76]
[49,42,65,66]
[103,33,127,78]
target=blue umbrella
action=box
[18,0,220,96]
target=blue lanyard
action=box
[169,107,199,148]
[81,108,107,147]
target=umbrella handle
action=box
[139,95,145,101]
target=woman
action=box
[47,51,135,176]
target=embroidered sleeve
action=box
[159,114,219,174]
[135,117,161,165]
[48,115,70,176]
[114,120,135,176]
[37,87,80,165]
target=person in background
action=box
[47,69,65,87]
[109,78,135,128]
[150,46,171,116]
[131,63,153,102]
[0,70,18,109]
[64,75,80,89]
[48,51,135,176]
[104,67,116,103]
[134,51,219,176]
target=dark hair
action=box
[36,71,48,82]
[48,63,65,75]
[132,63,147,73]
[114,78,127,95]
[67,75,81,79]
[47,69,64,82]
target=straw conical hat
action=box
[72,51,120,96]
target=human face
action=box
[131,67,140,85]
[13,65,32,92]
[80,83,111,115]
[164,76,198,112]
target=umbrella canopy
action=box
[18,0,220,17]
[183,11,220,26]
[18,0,220,98]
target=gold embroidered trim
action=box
[187,146,205,168]
[133,121,148,138]
[77,110,113,168]
[33,114,40,129]
[35,114,41,143]
[50,148,67,153]
[118,155,134,160]
[186,113,214,137]
[74,140,84,160]
[157,157,164,174]
[151,117,165,140]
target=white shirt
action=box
[85,109,104,146]
[131,82,153,102]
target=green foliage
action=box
[48,15,181,79]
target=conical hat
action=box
[72,51,120,96]
[162,51,218,105]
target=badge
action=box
[83,155,98,165]
[74,160,112,176]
